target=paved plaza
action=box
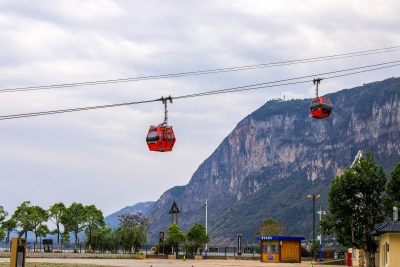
[0,258,313,267]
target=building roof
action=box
[257,236,305,241]
[372,221,400,235]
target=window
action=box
[382,243,388,265]
[310,99,321,112]
[167,131,171,142]
[162,130,166,141]
[322,100,332,114]
[147,129,157,138]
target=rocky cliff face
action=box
[146,77,400,245]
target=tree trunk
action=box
[88,229,92,252]
[6,233,10,251]
[57,225,60,252]
[74,233,78,252]
[131,234,135,253]
[35,234,38,252]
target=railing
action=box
[0,242,261,258]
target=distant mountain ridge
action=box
[105,201,155,228]
[124,77,400,245]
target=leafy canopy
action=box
[254,217,285,236]
[384,162,400,218]
[320,152,386,257]
[166,223,186,254]
[187,223,210,251]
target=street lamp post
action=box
[317,207,326,262]
[205,198,208,259]
[307,194,320,261]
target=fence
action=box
[0,241,261,258]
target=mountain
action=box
[105,201,155,228]
[145,77,400,245]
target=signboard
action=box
[237,234,243,256]
[10,238,26,267]
[43,239,53,252]
[244,247,254,254]
[158,231,165,254]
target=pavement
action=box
[0,258,314,267]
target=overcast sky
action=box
[1,0,400,218]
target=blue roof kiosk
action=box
[257,236,305,263]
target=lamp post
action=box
[317,207,326,262]
[205,198,208,259]
[307,194,320,261]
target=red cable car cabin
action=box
[146,126,176,152]
[310,97,332,119]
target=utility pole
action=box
[317,207,326,262]
[308,194,320,261]
[205,198,208,259]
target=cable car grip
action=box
[159,95,173,126]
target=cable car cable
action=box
[1,46,400,94]
[173,60,400,99]
[0,61,399,121]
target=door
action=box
[160,129,167,150]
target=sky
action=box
[1,0,400,219]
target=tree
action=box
[62,202,86,252]
[37,224,50,251]
[0,206,7,225]
[166,223,186,255]
[61,231,70,251]
[384,162,400,218]
[13,201,34,239]
[186,223,210,255]
[83,205,104,252]
[2,218,17,251]
[49,202,66,252]
[0,227,5,243]
[320,152,387,267]
[118,211,155,253]
[29,205,49,252]
[254,217,286,236]
[88,225,113,253]
[0,206,8,243]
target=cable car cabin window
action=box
[310,99,321,112]
[322,99,332,114]
[172,131,176,144]
[167,130,171,142]
[162,130,166,141]
[146,128,159,144]
[148,129,157,138]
